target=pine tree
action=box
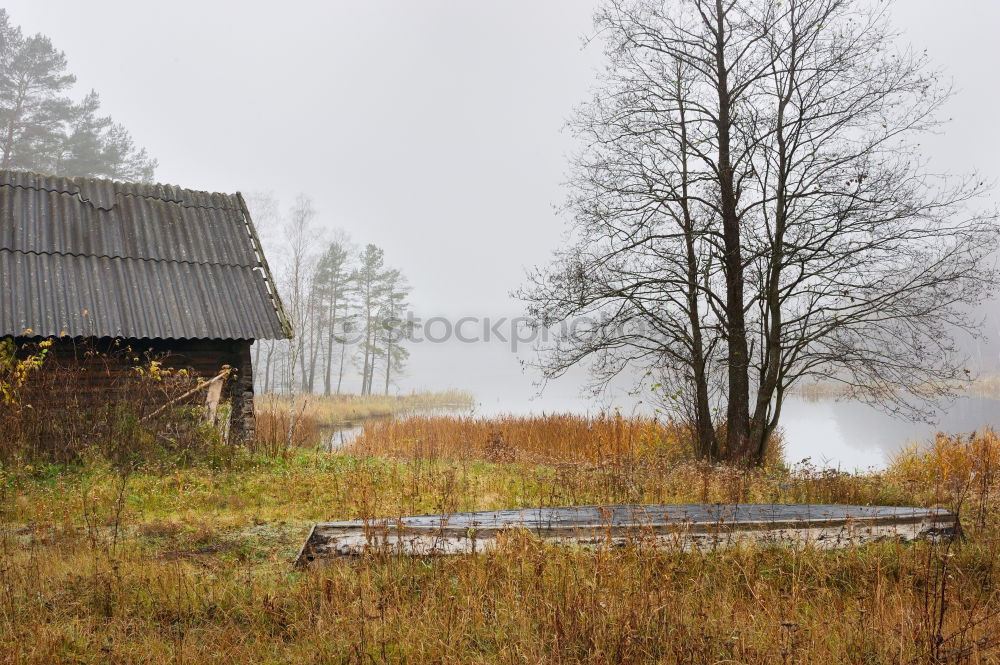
[379,269,411,395]
[0,10,156,180]
[354,244,386,396]
[313,238,355,395]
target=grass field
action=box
[1,419,998,664]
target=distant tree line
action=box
[0,10,156,181]
[248,193,411,396]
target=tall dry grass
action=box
[252,396,321,456]
[890,428,1000,533]
[0,428,998,664]
[1,526,997,664]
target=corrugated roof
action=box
[0,170,291,341]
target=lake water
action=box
[384,310,1000,469]
[471,389,1000,469]
[328,392,1000,471]
[779,395,1000,470]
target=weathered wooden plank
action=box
[295,504,958,566]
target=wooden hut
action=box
[0,170,291,440]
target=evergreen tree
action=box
[378,269,411,395]
[313,238,355,395]
[0,10,156,180]
[354,244,387,396]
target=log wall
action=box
[12,337,255,442]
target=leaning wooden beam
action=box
[141,367,230,422]
[295,503,958,566]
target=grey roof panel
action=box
[0,170,233,209]
[0,183,254,265]
[0,169,289,340]
[0,249,286,340]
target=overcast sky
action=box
[4,1,999,413]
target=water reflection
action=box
[325,422,366,450]
[781,395,1000,470]
[323,406,466,450]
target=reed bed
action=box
[347,412,785,467]
[257,390,474,428]
[251,402,321,456]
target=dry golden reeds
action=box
[348,412,689,464]
[347,412,786,467]
[256,390,474,428]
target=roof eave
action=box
[235,192,294,340]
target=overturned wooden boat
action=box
[295,503,958,566]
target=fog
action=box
[5,1,999,456]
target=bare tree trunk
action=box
[323,298,334,396]
[748,15,799,465]
[366,328,378,396]
[360,324,372,396]
[711,0,752,462]
[323,291,339,395]
[297,336,308,393]
[305,283,321,393]
[676,73,717,461]
[337,340,347,395]
[384,338,391,395]
[263,341,274,394]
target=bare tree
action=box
[245,192,282,394]
[522,0,999,465]
[281,195,320,433]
